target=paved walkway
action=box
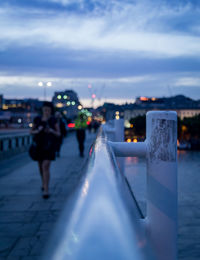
[0,131,96,260]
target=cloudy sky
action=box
[0,0,200,106]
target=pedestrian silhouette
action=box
[75,112,87,157]
[30,101,60,199]
[55,111,67,157]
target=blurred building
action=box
[124,95,200,122]
[97,95,200,124]
[0,95,42,128]
[52,90,82,120]
[1,95,42,111]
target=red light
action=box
[87,121,90,125]
[92,94,96,99]
[89,146,93,156]
[68,123,75,128]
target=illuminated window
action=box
[2,105,8,110]
[182,125,187,132]
[140,97,148,101]
[56,103,64,108]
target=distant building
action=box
[98,95,200,123]
[52,90,82,120]
[0,95,43,112]
[124,108,147,121]
[124,95,200,121]
[96,103,124,122]
[0,95,42,128]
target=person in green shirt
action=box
[75,112,87,157]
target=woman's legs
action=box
[42,160,51,194]
[76,129,85,157]
[38,161,44,188]
[56,136,63,157]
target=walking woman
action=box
[30,102,60,198]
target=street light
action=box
[38,81,52,100]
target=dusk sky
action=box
[0,0,200,107]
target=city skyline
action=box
[0,0,200,106]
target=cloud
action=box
[48,0,84,6]
[174,77,200,87]
[0,1,200,58]
[0,0,200,101]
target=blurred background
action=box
[0,0,200,259]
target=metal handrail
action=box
[0,133,32,160]
[43,111,177,260]
[105,112,178,260]
[43,131,155,260]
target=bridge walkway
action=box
[0,131,96,260]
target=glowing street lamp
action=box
[38,81,52,100]
[46,82,52,87]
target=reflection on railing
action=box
[81,180,89,197]
[43,132,155,260]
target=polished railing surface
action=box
[43,131,155,260]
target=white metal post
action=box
[146,111,177,260]
[102,120,115,141]
[114,119,124,142]
[114,119,125,174]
